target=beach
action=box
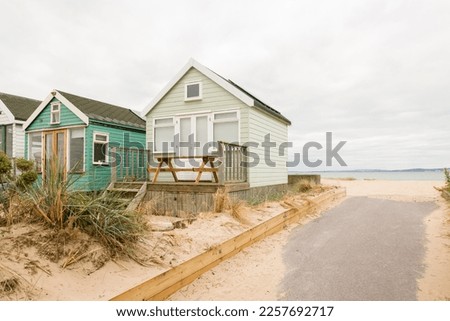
[1,178,448,301]
[170,179,450,300]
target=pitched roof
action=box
[0,92,41,121]
[142,59,291,125]
[57,91,145,129]
[220,77,291,125]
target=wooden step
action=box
[110,188,140,193]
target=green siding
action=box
[25,123,145,192]
[72,123,146,191]
[27,97,84,131]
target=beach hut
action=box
[23,90,146,191]
[0,92,41,158]
[140,59,291,213]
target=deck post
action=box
[111,147,117,183]
[218,142,225,185]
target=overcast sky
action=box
[1,0,449,170]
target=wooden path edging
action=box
[110,187,346,301]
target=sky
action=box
[0,0,449,171]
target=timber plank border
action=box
[110,187,346,301]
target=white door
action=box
[175,114,212,180]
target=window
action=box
[29,132,42,172]
[213,111,239,143]
[69,128,84,172]
[50,103,60,124]
[0,125,13,157]
[5,125,12,157]
[185,82,202,101]
[93,132,109,164]
[154,118,174,152]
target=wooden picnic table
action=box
[148,155,219,184]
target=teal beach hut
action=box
[24,90,146,191]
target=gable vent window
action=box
[185,82,202,101]
[50,103,61,124]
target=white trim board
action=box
[24,90,89,129]
[141,58,255,117]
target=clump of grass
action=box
[15,157,146,259]
[228,198,247,224]
[68,192,146,256]
[296,179,316,193]
[214,188,229,212]
[24,158,71,227]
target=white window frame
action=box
[174,113,213,156]
[50,102,61,124]
[184,81,202,101]
[212,110,240,144]
[92,132,109,165]
[153,117,175,153]
[28,131,43,172]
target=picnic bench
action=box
[148,155,219,184]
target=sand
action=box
[1,180,448,301]
[0,188,303,301]
[169,179,450,301]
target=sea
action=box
[290,169,446,181]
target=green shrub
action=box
[0,152,12,182]
[15,158,34,172]
[16,171,38,188]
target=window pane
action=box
[154,126,174,152]
[214,121,238,143]
[214,112,237,120]
[6,126,12,157]
[94,142,107,163]
[30,133,42,171]
[0,126,4,153]
[70,129,84,171]
[94,134,107,142]
[179,118,191,156]
[196,116,208,155]
[51,112,60,123]
[155,118,173,125]
[186,83,200,98]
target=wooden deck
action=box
[147,181,250,193]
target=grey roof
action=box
[0,92,41,121]
[58,91,145,129]
[211,69,291,125]
[226,79,291,125]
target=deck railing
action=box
[110,147,148,182]
[111,142,248,185]
[218,141,248,184]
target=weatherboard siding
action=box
[13,124,25,158]
[146,67,289,188]
[74,123,146,191]
[27,97,84,131]
[248,107,288,187]
[146,67,250,146]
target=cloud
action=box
[0,0,449,169]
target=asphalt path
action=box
[282,196,437,300]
